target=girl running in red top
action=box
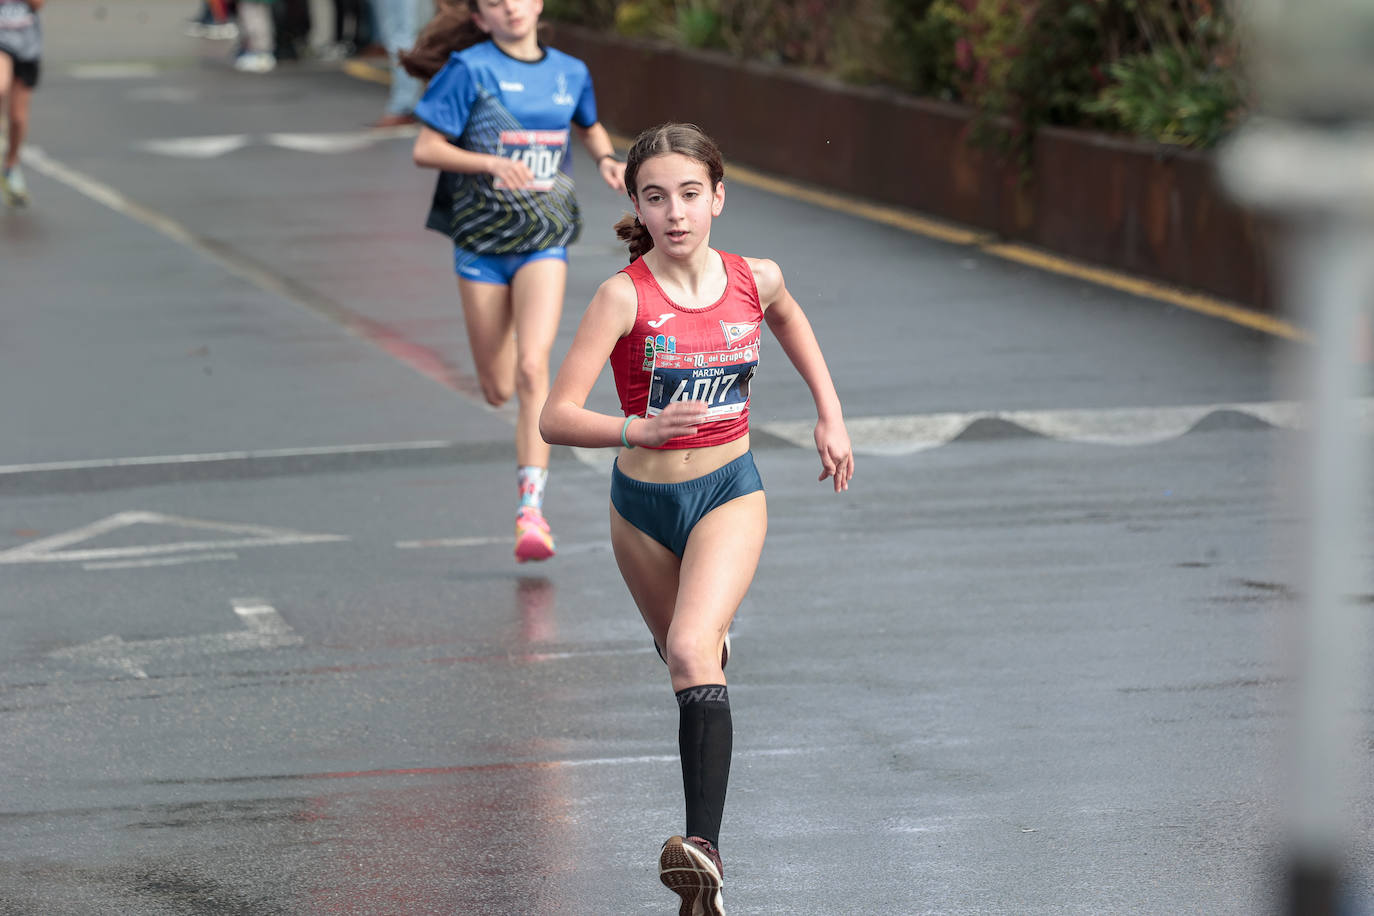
[540,122,852,915]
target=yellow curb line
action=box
[604,132,1305,343]
[726,161,983,246]
[348,83,1283,340]
[342,59,391,86]
[980,243,1307,341]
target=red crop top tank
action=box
[610,250,764,450]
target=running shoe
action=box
[659,835,725,916]
[232,51,276,73]
[1,166,28,207]
[514,507,555,563]
[655,631,731,669]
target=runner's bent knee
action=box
[478,374,514,407]
[663,627,726,683]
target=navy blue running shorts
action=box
[610,451,764,558]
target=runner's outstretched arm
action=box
[752,257,854,492]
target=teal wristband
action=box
[621,415,636,449]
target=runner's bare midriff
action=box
[617,435,750,485]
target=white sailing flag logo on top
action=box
[720,320,759,346]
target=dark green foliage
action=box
[541,0,1247,150]
[542,0,618,28]
[1085,45,1243,148]
[883,0,959,99]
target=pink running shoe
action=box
[514,507,555,563]
[659,835,725,916]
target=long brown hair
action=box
[401,1,553,80]
[613,123,726,262]
[399,1,485,79]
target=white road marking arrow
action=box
[139,135,252,158]
[0,511,347,565]
[264,126,420,153]
[135,127,421,159]
[47,599,303,679]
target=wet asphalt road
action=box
[3,3,1373,914]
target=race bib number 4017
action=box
[646,347,758,422]
[493,129,569,191]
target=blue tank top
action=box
[414,41,599,254]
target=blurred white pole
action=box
[1288,216,1372,909]
[1221,1,1374,912]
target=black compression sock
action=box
[676,684,732,849]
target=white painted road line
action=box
[20,145,490,404]
[83,552,239,571]
[140,134,251,158]
[47,599,303,679]
[572,446,617,474]
[265,126,420,153]
[760,398,1374,455]
[557,747,808,770]
[395,536,612,555]
[232,598,296,636]
[133,127,422,158]
[0,440,456,476]
[69,62,160,79]
[0,511,347,565]
[396,536,509,549]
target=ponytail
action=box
[614,213,654,261]
[400,2,487,80]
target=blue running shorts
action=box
[453,246,567,284]
[610,451,764,558]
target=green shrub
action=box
[1085,45,1243,147]
[612,1,664,37]
[544,0,1248,151]
[543,0,618,28]
[1009,0,1115,130]
[1084,1,1244,148]
[882,0,959,99]
[670,0,726,50]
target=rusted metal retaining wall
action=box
[551,24,1277,312]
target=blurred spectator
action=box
[371,0,428,126]
[0,0,41,207]
[272,0,311,60]
[328,0,380,57]
[235,0,276,71]
[186,0,238,39]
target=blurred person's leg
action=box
[272,0,310,59]
[0,48,12,112]
[188,0,239,37]
[307,0,333,52]
[331,0,349,44]
[359,0,380,53]
[235,1,277,71]
[4,78,31,173]
[1,52,35,206]
[372,0,424,125]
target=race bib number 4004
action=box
[646,347,759,422]
[493,129,569,191]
